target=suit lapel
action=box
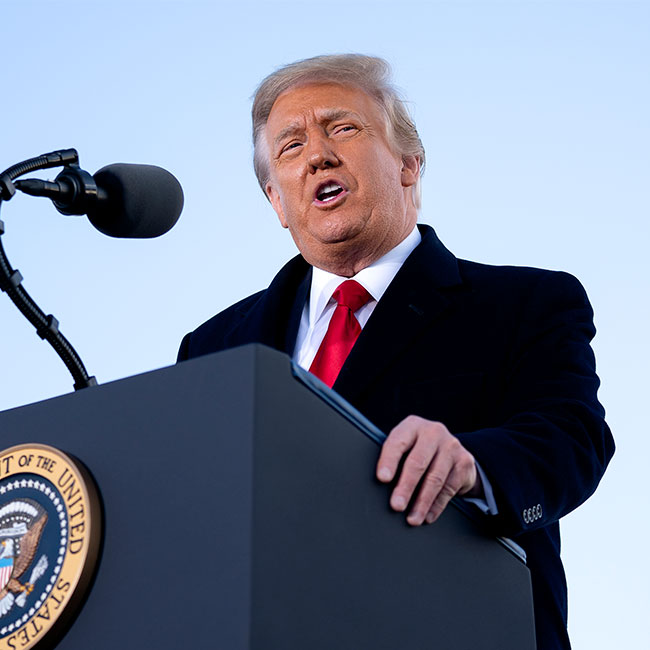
[223,225,462,398]
[226,255,311,355]
[333,225,463,402]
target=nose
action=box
[307,134,340,173]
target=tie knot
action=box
[332,280,372,313]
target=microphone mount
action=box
[0,149,97,392]
[15,167,102,217]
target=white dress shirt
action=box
[292,226,497,516]
[294,227,422,369]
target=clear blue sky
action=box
[2,1,648,646]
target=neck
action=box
[310,221,418,277]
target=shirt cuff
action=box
[462,461,498,515]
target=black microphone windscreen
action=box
[87,164,184,238]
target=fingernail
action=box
[425,513,435,524]
[407,513,423,526]
[378,467,392,481]
[392,495,406,511]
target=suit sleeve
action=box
[455,271,614,537]
[177,332,191,362]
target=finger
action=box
[425,456,477,524]
[376,417,421,483]
[423,468,465,524]
[389,435,442,513]
[405,451,455,526]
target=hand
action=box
[376,415,480,526]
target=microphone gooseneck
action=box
[0,148,185,393]
[0,150,97,390]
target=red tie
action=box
[309,280,372,388]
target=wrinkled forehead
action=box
[265,82,390,139]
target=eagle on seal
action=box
[0,499,49,617]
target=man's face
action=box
[264,83,419,276]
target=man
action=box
[178,54,614,649]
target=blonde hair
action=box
[251,54,425,209]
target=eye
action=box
[332,124,358,136]
[280,141,302,156]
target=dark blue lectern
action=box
[0,344,536,649]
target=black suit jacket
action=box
[178,225,614,650]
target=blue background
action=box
[1,1,648,646]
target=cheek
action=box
[274,185,308,231]
[279,188,302,219]
[363,144,402,180]
[276,169,307,208]
[365,157,404,201]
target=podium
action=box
[0,344,536,649]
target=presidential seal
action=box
[0,444,101,650]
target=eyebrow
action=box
[274,123,304,148]
[319,108,361,124]
[273,109,362,148]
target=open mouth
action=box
[314,181,347,204]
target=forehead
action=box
[265,82,387,136]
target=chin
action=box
[312,217,365,245]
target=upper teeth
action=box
[318,183,342,200]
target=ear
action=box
[265,182,289,229]
[400,155,420,188]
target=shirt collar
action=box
[308,226,422,325]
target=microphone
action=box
[15,163,184,238]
